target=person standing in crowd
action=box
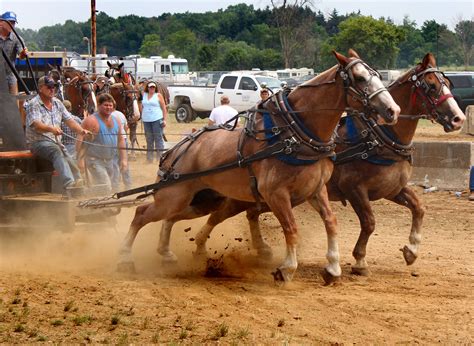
[77,93,127,193]
[469,166,474,201]
[25,76,87,190]
[0,11,28,95]
[112,107,132,189]
[141,81,167,164]
[260,88,270,102]
[208,95,238,126]
[60,100,82,159]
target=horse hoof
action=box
[271,269,285,282]
[161,254,178,265]
[401,246,418,265]
[321,268,340,286]
[351,266,370,276]
[117,262,136,273]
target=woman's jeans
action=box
[143,120,164,162]
[470,166,474,192]
[30,140,81,189]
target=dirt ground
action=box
[0,118,473,344]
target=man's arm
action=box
[158,93,168,127]
[117,127,127,171]
[76,117,95,172]
[31,120,62,136]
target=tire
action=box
[175,104,195,123]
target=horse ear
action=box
[348,48,360,59]
[332,50,350,67]
[421,53,436,68]
[105,70,110,78]
[107,61,112,68]
[119,63,124,69]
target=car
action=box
[444,72,474,112]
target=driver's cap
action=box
[1,11,18,23]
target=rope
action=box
[61,131,168,152]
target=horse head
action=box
[106,61,125,84]
[333,49,400,125]
[110,82,140,124]
[60,67,97,116]
[396,53,465,132]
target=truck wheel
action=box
[175,104,194,123]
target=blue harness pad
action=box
[343,116,396,166]
[262,111,317,166]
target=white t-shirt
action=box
[209,105,238,125]
[112,110,127,140]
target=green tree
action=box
[323,16,405,69]
[455,19,474,68]
[139,34,161,57]
[397,16,427,67]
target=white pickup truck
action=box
[168,73,283,122]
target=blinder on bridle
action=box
[408,66,454,127]
[339,59,387,107]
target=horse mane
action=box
[298,65,338,88]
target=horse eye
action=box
[355,76,366,82]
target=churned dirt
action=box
[0,119,472,344]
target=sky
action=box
[1,0,472,31]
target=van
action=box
[445,72,474,112]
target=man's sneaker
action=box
[469,192,474,201]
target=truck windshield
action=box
[256,76,282,89]
[171,62,189,75]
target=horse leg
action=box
[307,185,342,285]
[157,220,179,264]
[246,207,273,259]
[388,186,424,265]
[264,191,299,282]
[117,187,194,272]
[346,190,376,276]
[194,200,250,256]
[117,202,158,272]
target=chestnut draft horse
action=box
[117,49,401,284]
[108,82,141,149]
[105,62,171,105]
[48,66,97,117]
[156,53,464,277]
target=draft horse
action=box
[117,49,401,284]
[48,66,97,117]
[158,53,464,278]
[108,82,141,149]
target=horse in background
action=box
[109,82,141,150]
[105,61,135,85]
[117,49,401,284]
[48,66,97,117]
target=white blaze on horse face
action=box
[91,90,97,111]
[442,85,466,129]
[353,63,400,125]
[133,99,140,119]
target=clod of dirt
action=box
[205,256,225,277]
[189,237,195,241]
[411,271,420,277]
[234,237,243,242]
[184,227,191,233]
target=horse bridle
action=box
[119,86,138,123]
[405,66,454,126]
[48,69,94,114]
[339,59,388,108]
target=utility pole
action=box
[91,0,97,73]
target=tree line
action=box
[18,3,473,71]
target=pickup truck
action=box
[168,73,283,122]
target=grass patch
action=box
[117,332,129,345]
[13,323,26,332]
[211,322,229,340]
[64,300,75,312]
[51,319,64,327]
[236,327,250,338]
[11,297,21,305]
[151,333,160,343]
[37,335,47,342]
[111,315,120,325]
[72,315,93,326]
[179,328,188,340]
